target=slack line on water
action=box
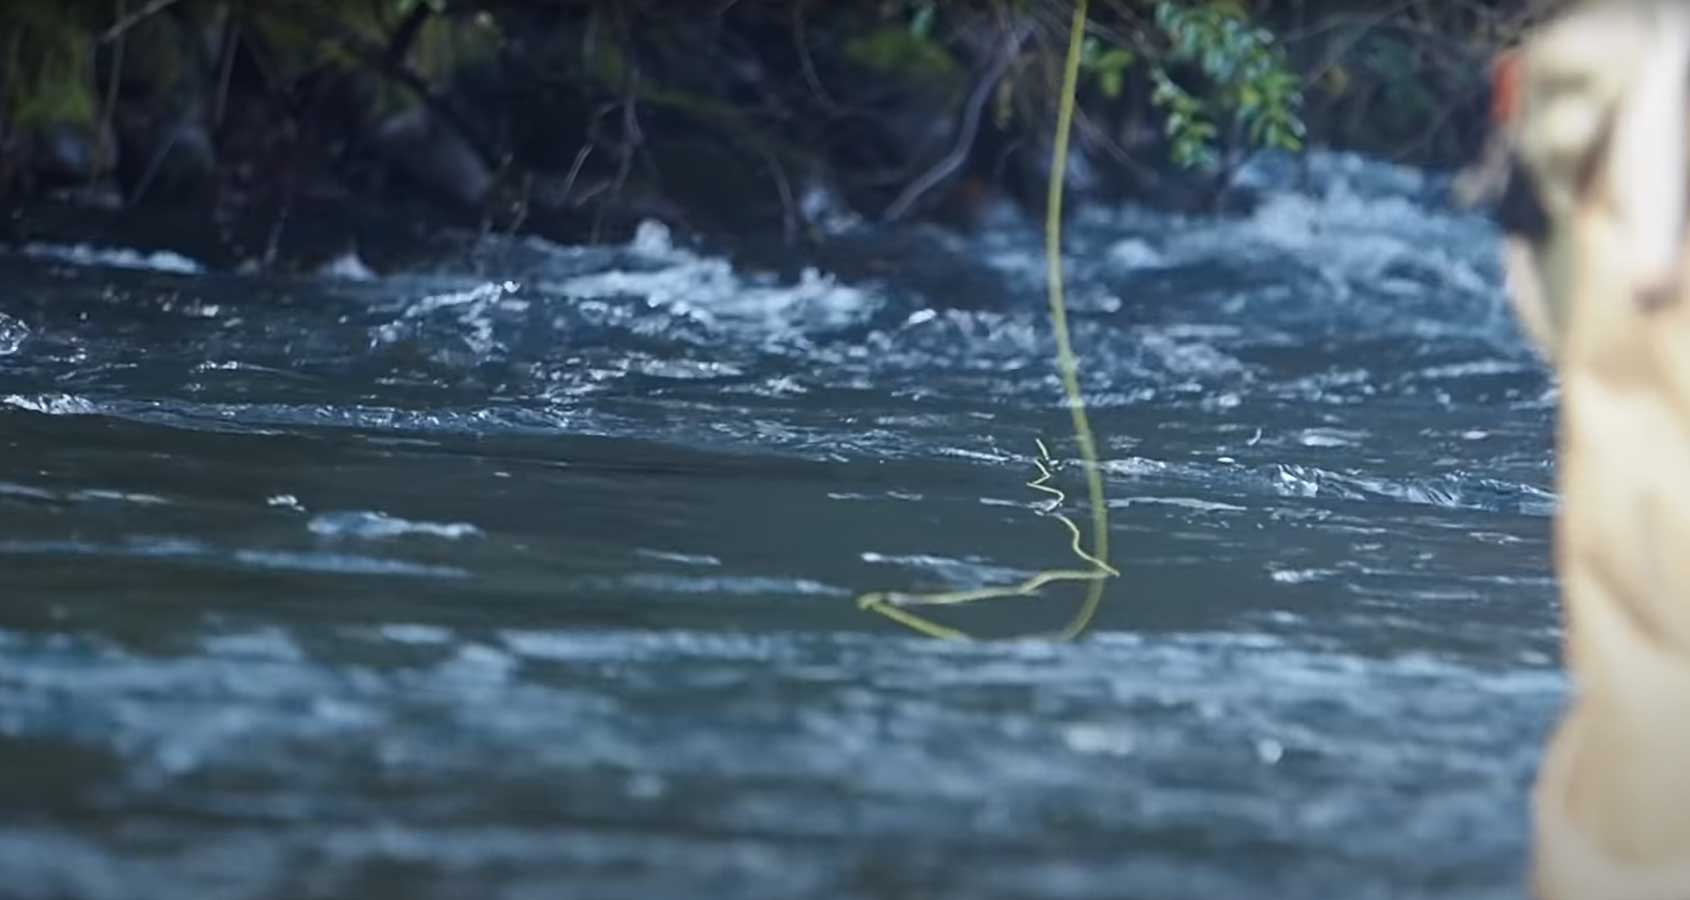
[855,0,1118,641]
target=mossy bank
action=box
[0,1,1542,271]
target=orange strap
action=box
[1493,50,1523,125]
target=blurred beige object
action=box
[1482,2,1690,897]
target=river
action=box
[0,151,1562,899]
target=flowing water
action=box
[0,152,1562,899]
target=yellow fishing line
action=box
[856,439,1117,639]
[855,0,1113,642]
[1043,0,1113,642]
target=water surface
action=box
[0,152,1562,898]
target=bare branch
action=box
[99,0,183,44]
[883,25,1030,222]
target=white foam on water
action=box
[15,242,204,274]
[2,393,100,416]
[307,510,482,541]
[549,220,884,340]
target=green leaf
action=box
[1097,48,1134,70]
[1101,69,1123,99]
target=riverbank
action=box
[1,1,1536,272]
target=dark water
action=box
[0,152,1562,899]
